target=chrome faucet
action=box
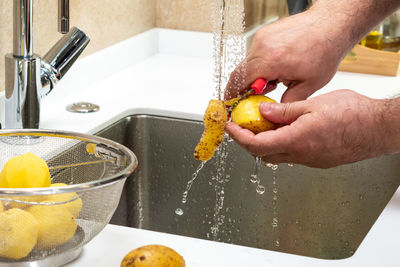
[4,0,90,129]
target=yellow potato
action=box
[231,95,277,134]
[0,152,50,209]
[194,100,227,161]
[47,183,82,218]
[0,208,39,260]
[0,152,51,188]
[2,195,47,210]
[121,245,185,267]
[27,204,77,249]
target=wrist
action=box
[306,0,400,58]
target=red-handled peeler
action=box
[249,78,268,94]
[226,78,269,115]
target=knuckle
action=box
[280,103,292,120]
[253,30,268,46]
[268,46,288,62]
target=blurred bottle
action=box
[382,10,400,52]
[360,24,383,50]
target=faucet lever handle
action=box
[58,0,69,34]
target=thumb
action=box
[259,101,306,124]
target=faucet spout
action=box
[41,27,90,97]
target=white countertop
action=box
[8,28,400,266]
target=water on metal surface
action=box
[98,114,400,259]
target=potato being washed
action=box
[231,94,277,134]
[194,100,227,161]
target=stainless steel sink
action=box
[96,114,400,260]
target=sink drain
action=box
[66,102,100,113]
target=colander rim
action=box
[0,128,138,196]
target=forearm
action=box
[305,0,400,58]
[378,97,400,155]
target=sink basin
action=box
[96,114,400,260]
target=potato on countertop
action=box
[121,244,185,267]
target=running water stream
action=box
[209,0,246,240]
[176,0,282,242]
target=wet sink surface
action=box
[96,114,400,259]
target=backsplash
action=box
[0,0,285,92]
[0,0,155,92]
[156,0,287,32]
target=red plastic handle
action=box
[251,78,267,94]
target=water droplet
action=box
[265,162,273,168]
[272,218,278,227]
[271,164,278,171]
[275,240,280,247]
[256,185,265,194]
[175,208,184,216]
[250,174,257,183]
[287,163,294,167]
[211,226,219,236]
[273,188,278,194]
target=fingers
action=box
[225,122,292,156]
[262,80,278,95]
[259,101,307,125]
[226,123,295,165]
[225,122,258,151]
[280,82,319,103]
[224,61,248,100]
[260,153,291,165]
[224,58,277,100]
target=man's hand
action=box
[226,90,394,168]
[225,0,400,103]
[225,11,345,103]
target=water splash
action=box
[209,140,229,240]
[249,157,266,194]
[175,161,207,216]
[181,161,207,204]
[271,164,279,248]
